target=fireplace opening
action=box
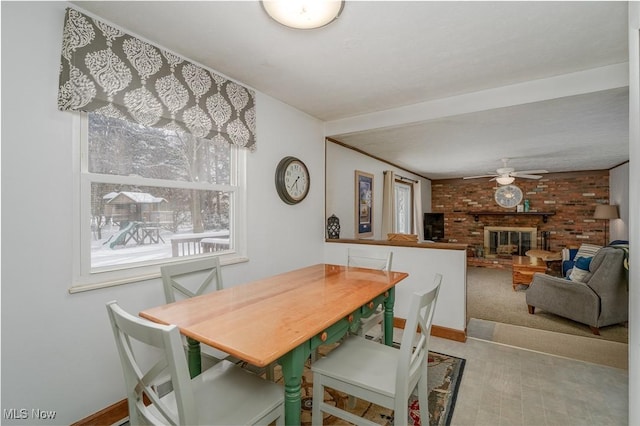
[484,226,537,258]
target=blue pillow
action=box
[575,256,592,271]
[568,256,592,282]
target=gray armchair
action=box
[526,246,628,335]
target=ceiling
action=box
[73,1,630,180]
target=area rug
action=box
[254,345,465,426]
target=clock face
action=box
[284,160,309,201]
[275,157,310,204]
[494,184,523,208]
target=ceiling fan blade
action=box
[512,170,548,175]
[463,174,498,180]
[516,174,543,179]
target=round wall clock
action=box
[494,184,523,208]
[275,156,310,205]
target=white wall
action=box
[0,2,325,424]
[609,162,630,242]
[324,243,467,332]
[627,3,639,424]
[325,141,431,240]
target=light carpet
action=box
[466,266,628,343]
[468,318,628,370]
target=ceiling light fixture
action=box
[261,0,344,29]
[496,176,515,185]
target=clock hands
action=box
[289,176,300,191]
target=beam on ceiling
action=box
[324,63,629,137]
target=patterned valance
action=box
[58,8,256,151]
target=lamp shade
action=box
[262,0,344,29]
[593,204,619,219]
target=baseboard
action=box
[431,325,467,342]
[71,398,128,426]
[394,317,467,342]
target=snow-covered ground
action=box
[91,223,229,268]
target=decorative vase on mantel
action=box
[327,214,340,239]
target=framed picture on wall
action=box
[355,170,374,238]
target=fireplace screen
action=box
[484,227,537,257]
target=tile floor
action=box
[428,335,629,426]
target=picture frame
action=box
[355,170,374,238]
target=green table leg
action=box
[279,344,309,425]
[186,337,202,379]
[383,287,395,346]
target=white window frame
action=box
[394,180,414,234]
[70,112,248,293]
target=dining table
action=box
[139,263,409,425]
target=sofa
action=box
[526,246,629,334]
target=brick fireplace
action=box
[431,170,610,253]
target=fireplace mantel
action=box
[468,211,555,223]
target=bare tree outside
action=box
[86,113,233,268]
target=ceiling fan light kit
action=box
[495,175,515,185]
[261,0,344,29]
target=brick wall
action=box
[431,170,610,253]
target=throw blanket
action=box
[609,243,629,289]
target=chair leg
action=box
[266,363,275,381]
[347,395,357,409]
[590,326,600,335]
[311,377,323,426]
[527,305,535,314]
[393,392,409,426]
[417,375,429,426]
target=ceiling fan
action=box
[463,158,548,185]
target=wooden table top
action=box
[524,249,562,261]
[140,264,408,367]
[513,255,547,267]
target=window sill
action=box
[68,255,249,294]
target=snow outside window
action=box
[394,181,413,234]
[71,112,247,291]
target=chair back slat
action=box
[396,274,442,394]
[347,247,393,271]
[106,301,198,425]
[161,257,223,303]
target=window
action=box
[72,112,246,290]
[394,180,413,234]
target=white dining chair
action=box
[106,300,285,426]
[161,257,230,368]
[310,274,442,426]
[161,256,276,380]
[347,247,394,340]
[161,256,224,303]
[310,248,393,368]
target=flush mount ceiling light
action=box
[262,0,344,29]
[495,176,515,185]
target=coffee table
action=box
[512,255,547,290]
